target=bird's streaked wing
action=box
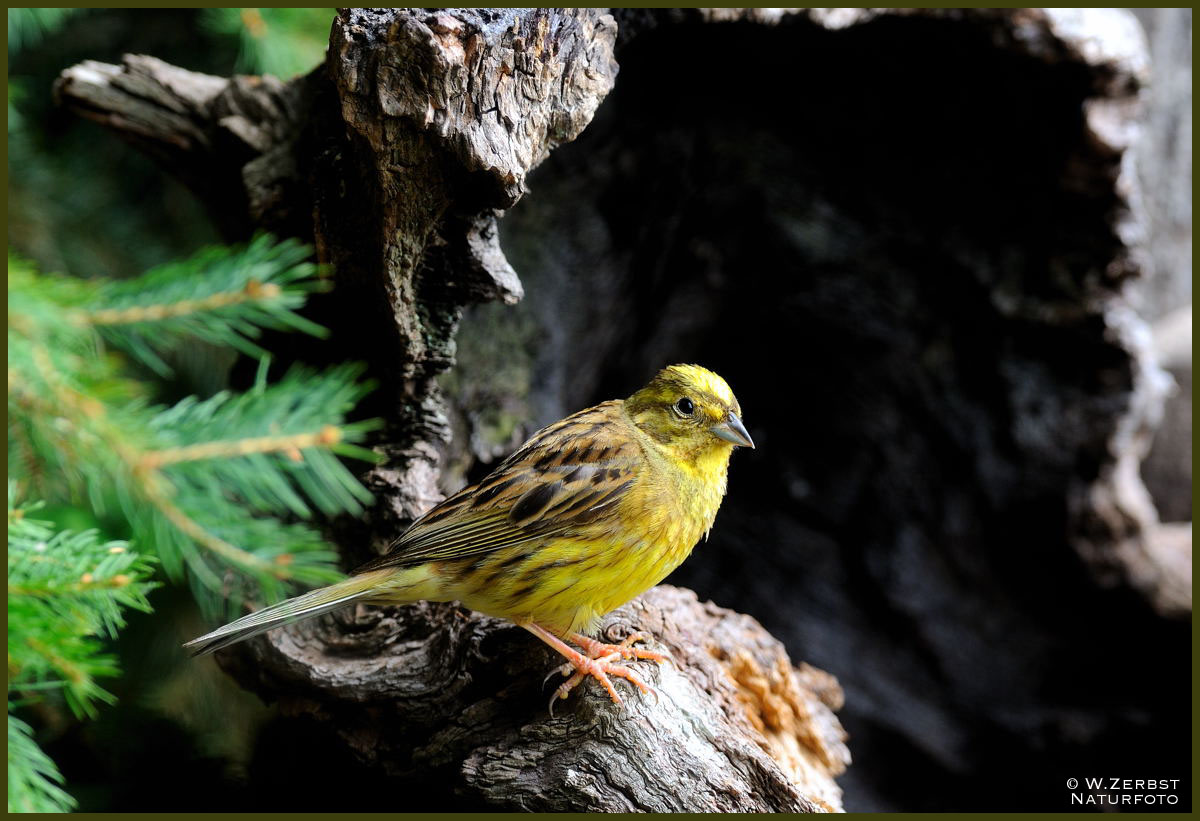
[354,401,638,572]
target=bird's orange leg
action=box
[523,623,657,713]
[570,631,669,665]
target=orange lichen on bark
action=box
[716,647,851,812]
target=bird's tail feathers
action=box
[183,575,378,657]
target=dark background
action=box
[8,8,1191,812]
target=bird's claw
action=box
[544,661,574,689]
[528,624,663,715]
[544,650,657,713]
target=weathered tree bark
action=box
[1130,7,1192,529]
[219,585,848,812]
[55,7,1188,812]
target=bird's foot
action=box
[545,652,659,716]
[570,631,669,665]
[524,623,660,714]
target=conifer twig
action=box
[24,344,288,581]
[78,279,283,326]
[138,425,342,468]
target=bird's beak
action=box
[711,413,755,449]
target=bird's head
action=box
[624,364,754,462]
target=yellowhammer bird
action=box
[184,363,753,710]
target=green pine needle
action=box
[8,497,157,719]
[8,712,76,813]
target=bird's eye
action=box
[675,397,694,416]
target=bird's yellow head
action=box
[624,364,754,460]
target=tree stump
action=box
[219,586,848,812]
[55,7,1188,812]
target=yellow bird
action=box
[185,364,753,709]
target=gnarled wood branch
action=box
[219,586,849,812]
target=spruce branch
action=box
[75,234,331,376]
[8,712,75,813]
[7,495,157,718]
[135,424,354,473]
[6,493,155,814]
[12,341,372,616]
[84,279,282,325]
[8,242,380,618]
[8,234,382,811]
